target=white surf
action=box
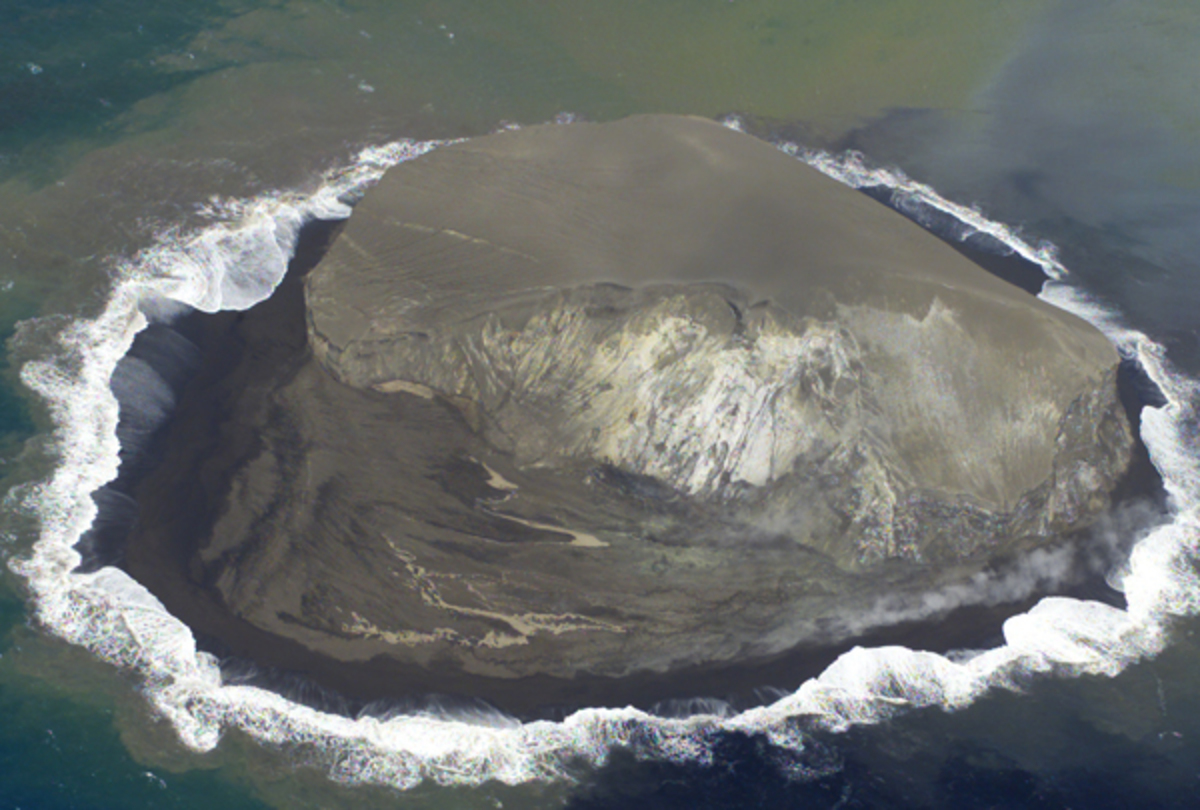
[8,122,1198,790]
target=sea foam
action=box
[7,122,1199,789]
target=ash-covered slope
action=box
[308,115,1131,567]
[166,115,1131,684]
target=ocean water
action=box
[2,1,1199,807]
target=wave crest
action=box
[6,124,1198,789]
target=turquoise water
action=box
[0,0,243,182]
[2,0,1200,807]
[0,585,269,808]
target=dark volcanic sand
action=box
[111,216,1166,720]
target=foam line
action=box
[7,124,1200,790]
[780,142,1070,281]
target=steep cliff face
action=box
[307,115,1132,572]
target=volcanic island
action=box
[119,115,1135,713]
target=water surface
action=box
[3,1,1199,807]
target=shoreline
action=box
[109,212,1166,721]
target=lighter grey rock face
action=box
[307,114,1131,568]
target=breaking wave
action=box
[6,122,1199,790]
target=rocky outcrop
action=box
[307,115,1131,570]
[143,115,1132,684]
